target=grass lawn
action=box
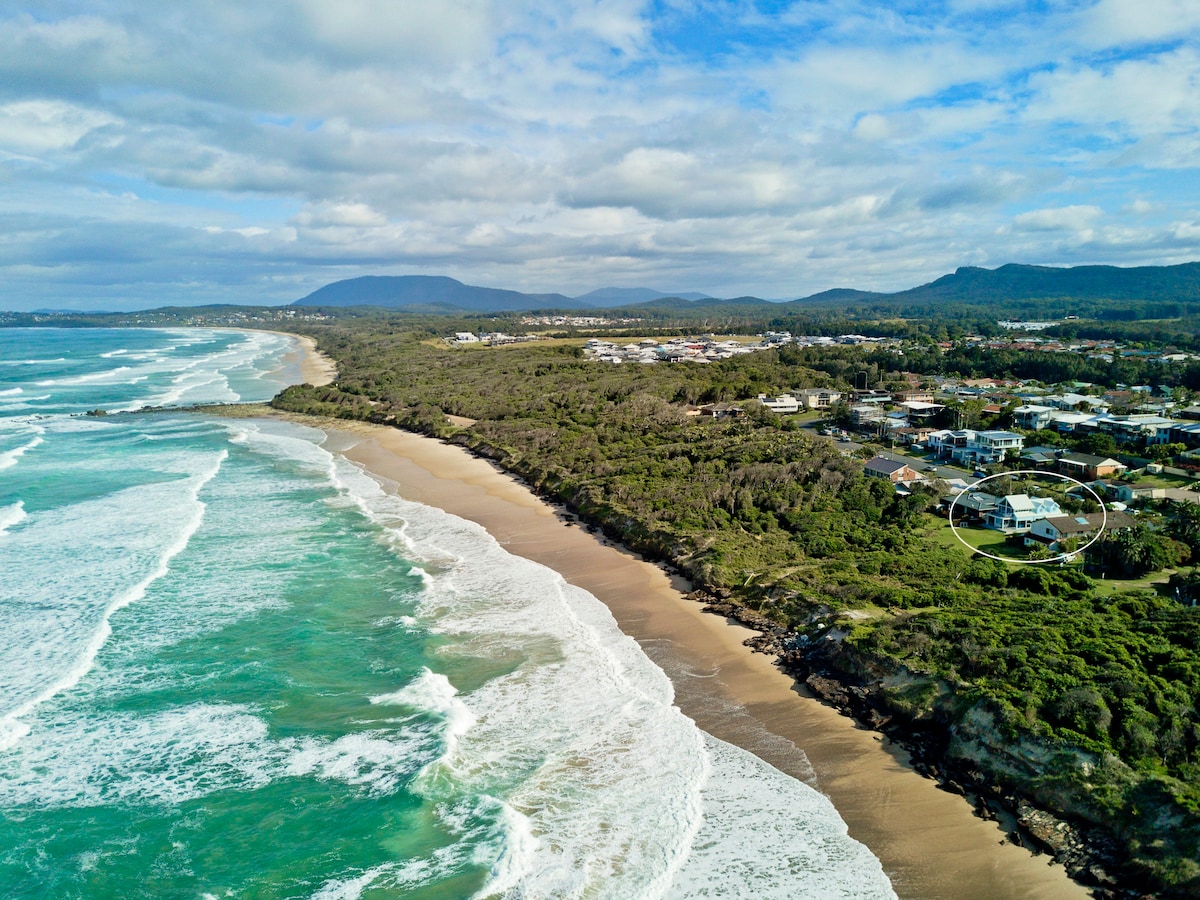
[923,515,1169,593]
[1090,569,1174,595]
[926,516,1028,560]
[1128,472,1198,489]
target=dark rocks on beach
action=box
[689,592,1146,899]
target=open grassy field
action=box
[925,515,1028,560]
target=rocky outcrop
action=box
[691,592,1150,899]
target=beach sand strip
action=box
[316,421,1090,900]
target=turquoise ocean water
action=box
[0,327,895,899]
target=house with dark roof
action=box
[1019,445,1062,469]
[698,402,744,418]
[944,491,999,525]
[863,456,921,484]
[1025,511,1136,551]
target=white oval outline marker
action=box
[948,469,1107,565]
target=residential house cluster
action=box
[583,332,906,364]
[584,337,764,363]
[946,488,1136,552]
[926,429,1026,467]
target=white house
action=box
[794,388,844,409]
[757,393,801,414]
[1013,404,1053,430]
[985,494,1063,532]
[950,430,1025,466]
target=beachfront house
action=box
[985,494,1063,532]
[863,456,921,484]
[1025,511,1135,552]
[944,491,999,525]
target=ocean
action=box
[0,327,896,899]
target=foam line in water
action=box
[0,431,44,472]
[36,365,134,387]
[370,667,476,763]
[0,450,227,753]
[0,502,25,536]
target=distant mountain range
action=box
[293,276,713,313]
[292,262,1200,314]
[796,262,1200,307]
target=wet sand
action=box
[290,334,337,386]
[315,422,1090,900]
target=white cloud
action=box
[0,100,119,155]
[293,203,388,228]
[1013,205,1104,232]
[2,1,1200,310]
[1077,0,1200,49]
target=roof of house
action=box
[1039,511,1136,535]
[1059,452,1124,467]
[864,456,911,476]
[998,493,1062,515]
[945,491,999,512]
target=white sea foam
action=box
[0,388,21,397]
[0,429,44,471]
[316,445,896,899]
[0,502,26,536]
[0,450,227,751]
[37,364,134,387]
[0,698,437,808]
[668,735,896,899]
[371,667,476,762]
[0,357,65,366]
[99,349,128,358]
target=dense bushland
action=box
[273,322,1200,894]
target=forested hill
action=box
[290,262,1200,320]
[293,275,582,312]
[292,276,711,313]
[811,261,1200,313]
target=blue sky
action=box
[2,0,1200,310]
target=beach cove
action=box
[278,335,1091,899]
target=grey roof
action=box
[864,456,910,475]
[946,492,999,512]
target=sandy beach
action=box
[291,334,338,386]
[307,423,1086,900]
[275,336,1087,898]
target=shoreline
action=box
[299,417,1090,900]
[266,336,1090,898]
[268,330,338,387]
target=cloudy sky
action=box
[3,0,1200,310]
